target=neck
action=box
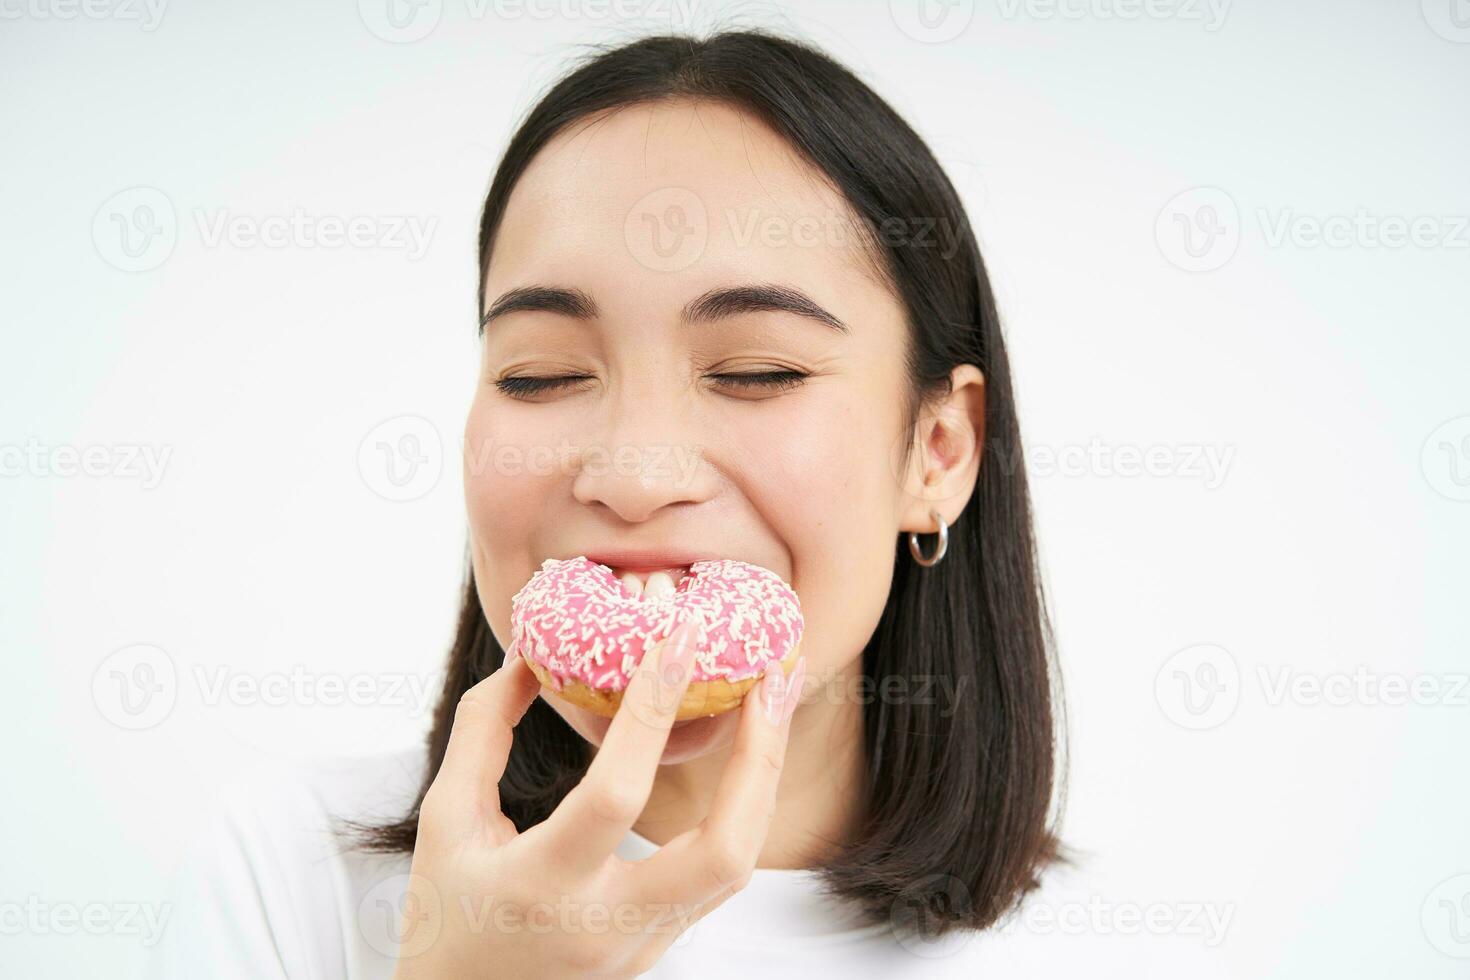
[631,665,866,870]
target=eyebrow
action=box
[479,282,850,335]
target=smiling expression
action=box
[465,98,919,763]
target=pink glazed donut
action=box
[509,556,804,720]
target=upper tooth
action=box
[643,571,677,600]
[604,565,691,598]
[619,572,645,598]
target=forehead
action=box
[485,99,893,324]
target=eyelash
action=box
[494,371,808,399]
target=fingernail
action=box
[781,657,806,725]
[761,661,787,725]
[661,610,703,685]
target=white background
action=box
[2,0,1467,977]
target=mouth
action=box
[583,550,709,600]
[601,564,691,599]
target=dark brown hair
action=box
[345,27,1066,938]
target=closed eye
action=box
[493,371,808,399]
[493,374,593,398]
[708,370,807,392]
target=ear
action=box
[898,363,985,534]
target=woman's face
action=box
[466,99,924,764]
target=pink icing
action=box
[509,556,803,693]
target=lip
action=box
[582,549,712,572]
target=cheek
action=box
[743,387,898,546]
[729,390,902,673]
[462,396,570,645]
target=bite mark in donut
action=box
[509,556,803,719]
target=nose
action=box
[570,381,717,523]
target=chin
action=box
[551,694,743,765]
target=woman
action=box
[151,28,1072,979]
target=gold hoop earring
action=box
[908,508,948,567]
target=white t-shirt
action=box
[141,749,1228,979]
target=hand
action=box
[392,609,806,980]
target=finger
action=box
[541,607,706,869]
[636,654,806,905]
[424,653,541,838]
